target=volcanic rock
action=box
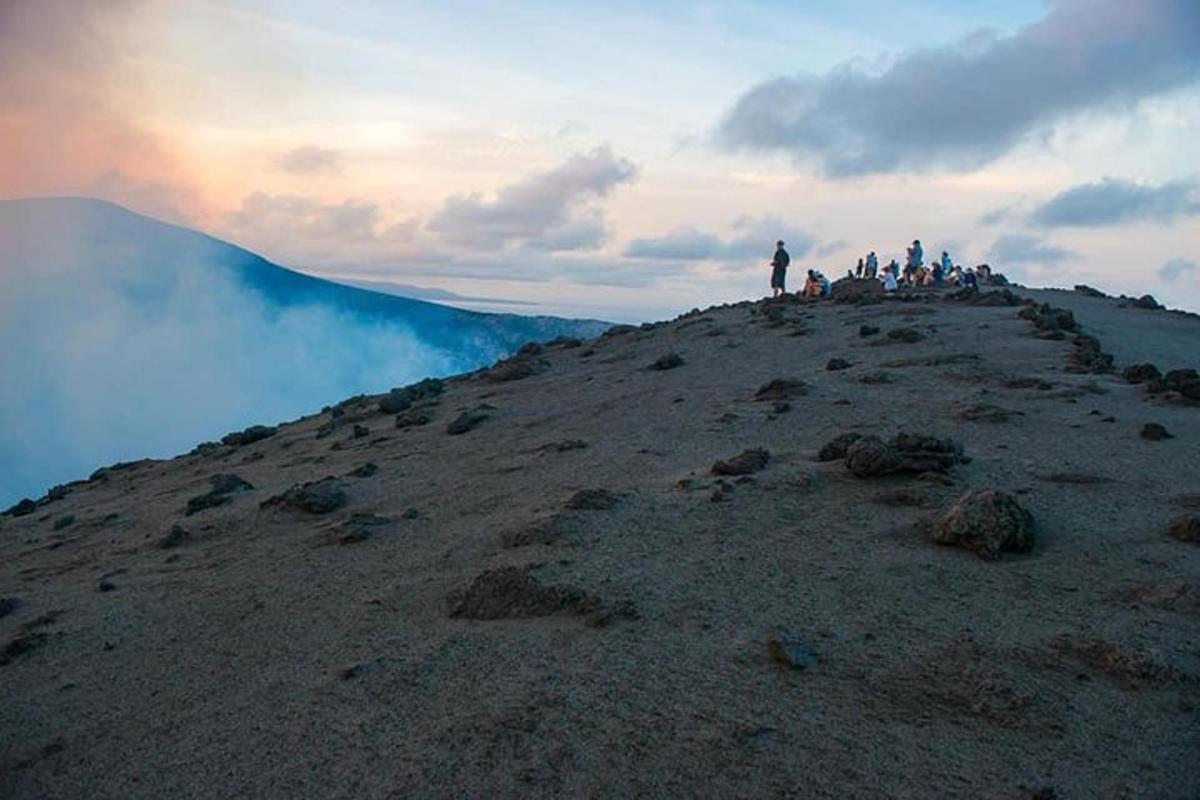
[712,448,770,476]
[931,489,1035,560]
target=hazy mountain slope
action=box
[0,197,609,506]
[1,285,1197,799]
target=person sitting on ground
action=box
[866,251,878,278]
[962,267,978,289]
[882,264,899,292]
[976,263,991,283]
[769,240,789,297]
[931,260,943,286]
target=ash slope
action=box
[2,286,1199,799]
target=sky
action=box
[2,0,1199,321]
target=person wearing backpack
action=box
[770,240,790,297]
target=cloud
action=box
[717,0,1200,175]
[1159,258,1197,281]
[427,146,636,250]
[623,216,816,264]
[1032,177,1200,227]
[277,144,342,175]
[988,234,1075,265]
[0,1,205,220]
[224,192,381,248]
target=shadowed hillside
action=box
[2,283,1198,799]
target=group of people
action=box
[769,239,996,297]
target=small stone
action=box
[1168,515,1200,544]
[650,353,685,370]
[159,524,190,549]
[446,410,488,435]
[347,462,379,478]
[859,325,880,337]
[351,424,369,439]
[825,358,852,371]
[712,448,770,476]
[754,379,807,402]
[0,597,20,619]
[817,433,861,462]
[52,514,76,531]
[886,327,923,343]
[98,579,117,592]
[1141,423,1173,441]
[565,489,620,511]
[767,632,818,670]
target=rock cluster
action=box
[379,378,445,413]
[841,434,966,477]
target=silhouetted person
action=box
[770,240,789,297]
[866,251,878,278]
[856,257,864,278]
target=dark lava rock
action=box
[538,439,588,453]
[186,474,254,516]
[1122,363,1162,384]
[1,632,48,666]
[1131,294,1162,310]
[931,489,1035,560]
[845,434,965,477]
[330,513,393,545]
[817,432,862,462]
[859,325,880,337]
[98,579,117,592]
[767,632,818,670]
[565,489,621,511]
[446,410,488,435]
[886,327,924,343]
[830,278,884,304]
[447,567,603,620]
[712,448,770,476]
[959,404,1021,423]
[261,477,347,514]
[221,425,277,447]
[395,408,433,429]
[351,424,369,439]
[1066,335,1113,374]
[347,462,379,478]
[945,287,1022,306]
[1141,423,1173,441]
[379,377,445,413]
[1168,515,1200,544]
[159,524,191,549]
[825,358,852,371]
[4,498,37,518]
[482,357,546,383]
[1073,285,1107,298]
[754,379,808,402]
[859,370,894,385]
[650,352,685,371]
[0,597,20,619]
[52,514,76,531]
[1019,303,1078,333]
[1147,369,1200,402]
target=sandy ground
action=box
[2,284,1198,799]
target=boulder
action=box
[766,632,818,670]
[185,474,253,515]
[931,489,1035,560]
[1131,294,1162,310]
[886,327,924,343]
[844,433,965,477]
[844,436,901,477]
[1147,369,1200,402]
[4,498,37,517]
[379,378,445,412]
[859,325,880,337]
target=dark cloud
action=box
[1159,258,1197,281]
[1032,177,1200,227]
[277,145,341,175]
[718,0,1200,176]
[988,234,1075,265]
[623,216,816,263]
[427,146,636,250]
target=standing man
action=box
[770,240,789,297]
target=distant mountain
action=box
[335,278,540,308]
[0,197,610,505]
